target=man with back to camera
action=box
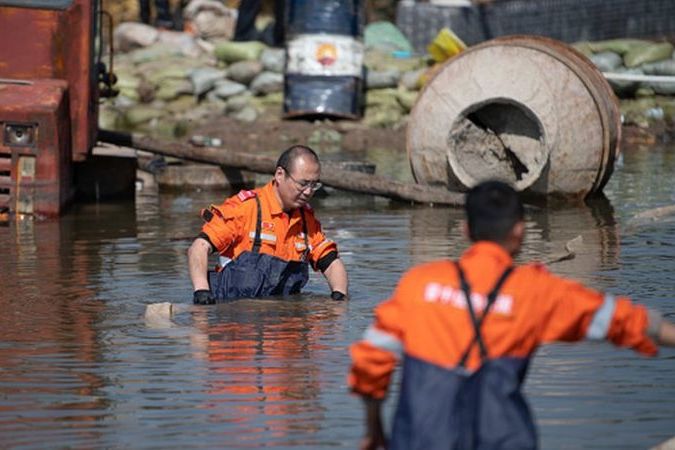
[348,180,675,449]
[188,145,348,304]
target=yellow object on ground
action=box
[427,27,467,63]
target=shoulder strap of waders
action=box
[456,262,514,367]
[251,195,263,253]
[299,208,310,261]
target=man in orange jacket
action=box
[348,180,675,450]
[188,145,348,303]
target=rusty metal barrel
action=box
[407,35,621,198]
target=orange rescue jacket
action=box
[349,241,658,400]
[200,181,337,270]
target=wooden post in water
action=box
[98,129,465,206]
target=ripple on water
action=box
[1,146,675,448]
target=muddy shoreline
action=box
[190,115,408,156]
[189,115,673,157]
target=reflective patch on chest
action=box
[249,231,277,243]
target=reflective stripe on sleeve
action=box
[363,325,403,355]
[585,294,616,340]
[314,239,333,252]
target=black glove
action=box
[330,290,347,301]
[193,289,215,305]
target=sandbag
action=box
[588,38,651,55]
[113,22,159,53]
[214,40,267,63]
[364,21,413,53]
[642,59,675,76]
[589,51,623,72]
[624,42,674,68]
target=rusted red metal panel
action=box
[0,79,72,216]
[0,0,98,162]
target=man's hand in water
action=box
[193,289,215,305]
[331,290,347,301]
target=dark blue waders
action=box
[392,263,538,450]
[208,197,310,301]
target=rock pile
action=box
[574,39,675,130]
[100,18,430,140]
[100,17,675,141]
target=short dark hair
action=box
[276,145,320,173]
[465,180,524,243]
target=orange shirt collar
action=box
[260,180,284,216]
[260,181,304,225]
[463,241,514,266]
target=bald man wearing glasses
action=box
[188,145,349,304]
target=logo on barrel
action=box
[316,43,337,66]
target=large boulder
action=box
[114,22,159,53]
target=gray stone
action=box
[260,48,286,73]
[130,43,182,64]
[205,90,228,107]
[644,79,675,95]
[112,95,137,109]
[231,106,258,122]
[113,22,159,53]
[156,30,202,58]
[189,67,227,96]
[226,60,264,85]
[125,105,165,126]
[589,51,623,72]
[642,59,675,76]
[225,93,253,113]
[399,68,425,91]
[213,80,248,99]
[367,69,401,89]
[250,71,283,95]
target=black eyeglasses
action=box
[282,167,322,192]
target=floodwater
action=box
[1,142,674,449]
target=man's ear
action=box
[274,166,284,182]
[512,221,525,241]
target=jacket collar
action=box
[261,181,284,216]
[463,241,514,266]
[261,181,303,224]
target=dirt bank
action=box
[190,115,408,156]
[190,114,673,158]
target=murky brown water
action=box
[1,143,674,449]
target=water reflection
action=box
[0,144,673,449]
[186,298,347,446]
[0,203,138,448]
[524,196,621,284]
[406,196,621,285]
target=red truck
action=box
[0,0,123,217]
